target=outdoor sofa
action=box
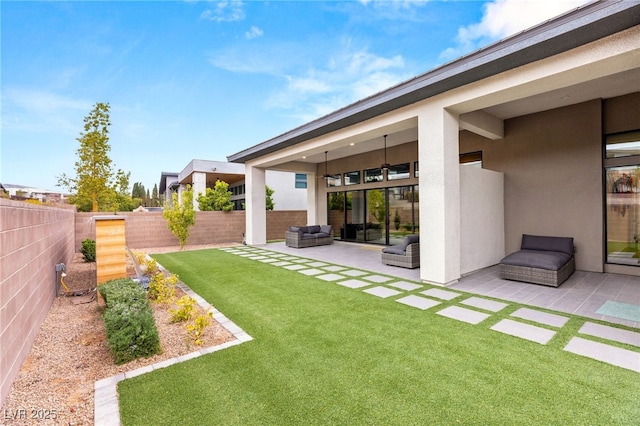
[285,225,333,248]
[499,234,575,287]
[381,234,420,269]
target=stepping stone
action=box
[271,261,292,267]
[281,256,301,261]
[337,279,370,289]
[510,308,569,328]
[421,288,461,301]
[564,337,640,372]
[258,258,279,263]
[461,296,508,312]
[388,281,422,291]
[307,261,329,267]
[247,255,267,260]
[363,275,393,283]
[316,273,344,282]
[363,286,402,298]
[578,322,640,347]
[396,295,440,310]
[294,258,311,263]
[238,253,255,257]
[437,306,490,325]
[298,268,324,276]
[284,264,306,271]
[341,270,368,277]
[323,265,347,272]
[491,319,556,345]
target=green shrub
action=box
[99,278,161,364]
[148,271,178,305]
[169,295,197,323]
[80,238,96,262]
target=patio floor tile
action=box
[363,286,402,298]
[387,281,423,291]
[307,261,329,267]
[436,306,490,325]
[510,308,569,328]
[362,275,393,283]
[341,270,368,277]
[271,261,292,267]
[283,264,307,271]
[258,258,279,263]
[578,322,640,347]
[461,296,508,312]
[564,337,640,372]
[298,268,324,276]
[421,288,462,301]
[491,319,556,344]
[316,273,345,282]
[247,255,267,260]
[323,265,347,272]
[396,295,440,310]
[337,279,371,289]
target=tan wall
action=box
[0,199,75,404]
[75,210,307,250]
[460,99,604,272]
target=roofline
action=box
[228,0,640,164]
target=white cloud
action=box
[440,0,588,61]
[201,0,245,22]
[245,26,263,40]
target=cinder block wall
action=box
[0,199,75,404]
[75,210,307,250]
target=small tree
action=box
[265,185,275,211]
[163,186,196,249]
[197,181,234,211]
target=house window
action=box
[364,168,383,183]
[326,174,342,188]
[414,161,419,177]
[460,151,482,167]
[344,171,360,186]
[295,173,307,189]
[605,130,640,266]
[387,163,410,180]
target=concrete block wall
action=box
[0,199,75,405]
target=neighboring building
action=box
[228,1,640,286]
[1,183,70,204]
[159,160,307,211]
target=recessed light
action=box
[302,156,306,159]
[350,143,355,146]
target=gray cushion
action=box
[308,225,321,234]
[521,234,573,256]
[301,233,317,239]
[501,249,572,271]
[289,226,300,232]
[298,226,309,234]
[382,234,419,254]
[382,245,407,255]
[320,225,332,234]
[316,233,331,238]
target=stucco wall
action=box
[75,210,307,250]
[460,99,603,272]
[0,199,75,405]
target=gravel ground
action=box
[1,245,237,425]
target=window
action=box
[295,173,307,189]
[460,151,482,167]
[344,171,360,185]
[387,163,410,180]
[414,161,419,177]
[326,174,342,188]
[364,168,383,183]
[606,131,640,158]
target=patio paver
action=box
[337,279,371,289]
[323,265,347,272]
[341,269,368,277]
[490,319,556,344]
[436,306,490,325]
[564,337,640,372]
[461,296,508,312]
[271,261,292,267]
[363,286,402,298]
[298,268,324,276]
[283,264,307,271]
[307,261,329,267]
[316,273,345,282]
[396,295,441,310]
[362,275,393,283]
[578,322,640,347]
[421,288,462,301]
[510,308,569,328]
[387,281,422,291]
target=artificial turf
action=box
[117,248,639,425]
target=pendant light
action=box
[323,151,331,179]
[380,134,390,170]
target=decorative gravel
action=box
[1,246,236,425]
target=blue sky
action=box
[1,0,587,192]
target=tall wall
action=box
[75,210,307,250]
[0,199,75,404]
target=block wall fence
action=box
[1,202,306,405]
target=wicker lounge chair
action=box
[381,235,420,269]
[499,234,575,287]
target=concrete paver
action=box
[436,306,490,325]
[510,308,569,328]
[564,337,640,372]
[363,286,402,298]
[491,319,556,344]
[396,295,441,310]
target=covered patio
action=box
[265,241,640,329]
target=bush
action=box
[80,238,96,262]
[148,271,178,305]
[169,296,197,323]
[99,278,161,364]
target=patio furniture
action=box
[499,234,575,287]
[285,225,333,248]
[381,235,420,269]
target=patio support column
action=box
[307,172,318,225]
[191,172,206,212]
[245,164,267,245]
[418,105,461,285]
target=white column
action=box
[191,172,206,212]
[418,105,461,285]
[307,172,318,225]
[245,164,267,245]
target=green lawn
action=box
[118,249,639,425]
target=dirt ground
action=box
[1,245,236,425]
